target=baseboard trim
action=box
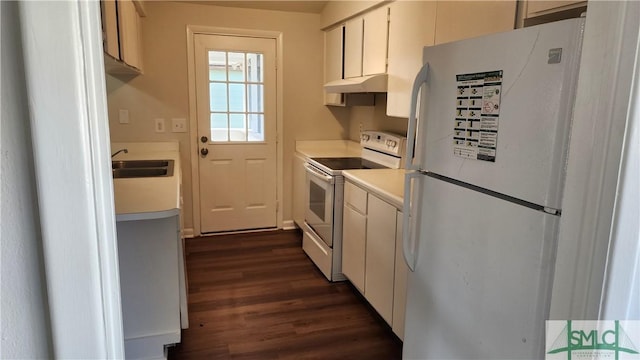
[183,228,195,238]
[282,220,298,230]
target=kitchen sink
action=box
[111,160,174,178]
[112,160,170,169]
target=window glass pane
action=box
[206,50,266,143]
[228,83,245,112]
[246,53,263,83]
[247,114,264,142]
[227,52,245,82]
[247,84,264,113]
[229,114,246,141]
[208,51,227,81]
[209,83,227,112]
[210,113,229,141]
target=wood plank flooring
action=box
[168,230,402,360]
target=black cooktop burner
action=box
[310,157,388,171]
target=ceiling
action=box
[180,1,329,14]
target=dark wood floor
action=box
[168,230,402,360]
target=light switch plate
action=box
[155,118,165,133]
[172,118,187,133]
[119,109,129,124]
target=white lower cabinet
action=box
[342,180,407,338]
[342,204,367,292]
[365,194,397,324]
[117,215,182,359]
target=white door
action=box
[194,34,277,233]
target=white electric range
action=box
[302,131,407,281]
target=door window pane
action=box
[248,84,263,113]
[227,52,245,82]
[210,113,229,141]
[247,114,264,142]
[229,114,246,141]
[208,51,227,81]
[209,83,227,112]
[207,50,265,143]
[228,83,245,112]
[247,53,263,83]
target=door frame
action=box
[186,26,284,237]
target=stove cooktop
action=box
[310,157,388,171]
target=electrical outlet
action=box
[154,118,165,133]
[172,118,187,133]
[359,122,363,134]
[119,109,129,124]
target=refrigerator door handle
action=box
[406,62,430,171]
[402,171,422,272]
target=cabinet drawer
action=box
[345,181,368,213]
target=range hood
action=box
[324,74,387,93]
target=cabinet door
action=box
[526,0,586,17]
[434,1,516,45]
[342,204,367,293]
[386,1,436,117]
[118,0,143,70]
[344,17,363,78]
[324,26,344,106]
[362,6,389,76]
[292,154,306,227]
[392,210,408,340]
[365,194,396,324]
[101,0,120,59]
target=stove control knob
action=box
[361,134,370,141]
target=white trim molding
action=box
[186,26,284,237]
[18,1,124,357]
[282,220,297,231]
[550,1,640,321]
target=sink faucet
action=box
[111,148,128,158]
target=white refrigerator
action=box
[402,18,585,359]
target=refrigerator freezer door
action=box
[403,175,559,359]
[419,18,584,209]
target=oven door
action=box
[304,163,334,247]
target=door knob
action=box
[200,148,209,156]
[200,136,208,143]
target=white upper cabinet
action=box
[434,1,517,45]
[344,17,364,78]
[344,5,389,78]
[324,25,345,105]
[362,6,389,76]
[118,0,143,71]
[101,0,144,74]
[525,0,586,18]
[385,1,515,117]
[386,1,436,118]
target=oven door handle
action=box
[305,164,334,184]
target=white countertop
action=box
[342,169,406,210]
[111,142,181,222]
[295,140,362,158]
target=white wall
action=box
[0,1,53,357]
[347,94,409,141]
